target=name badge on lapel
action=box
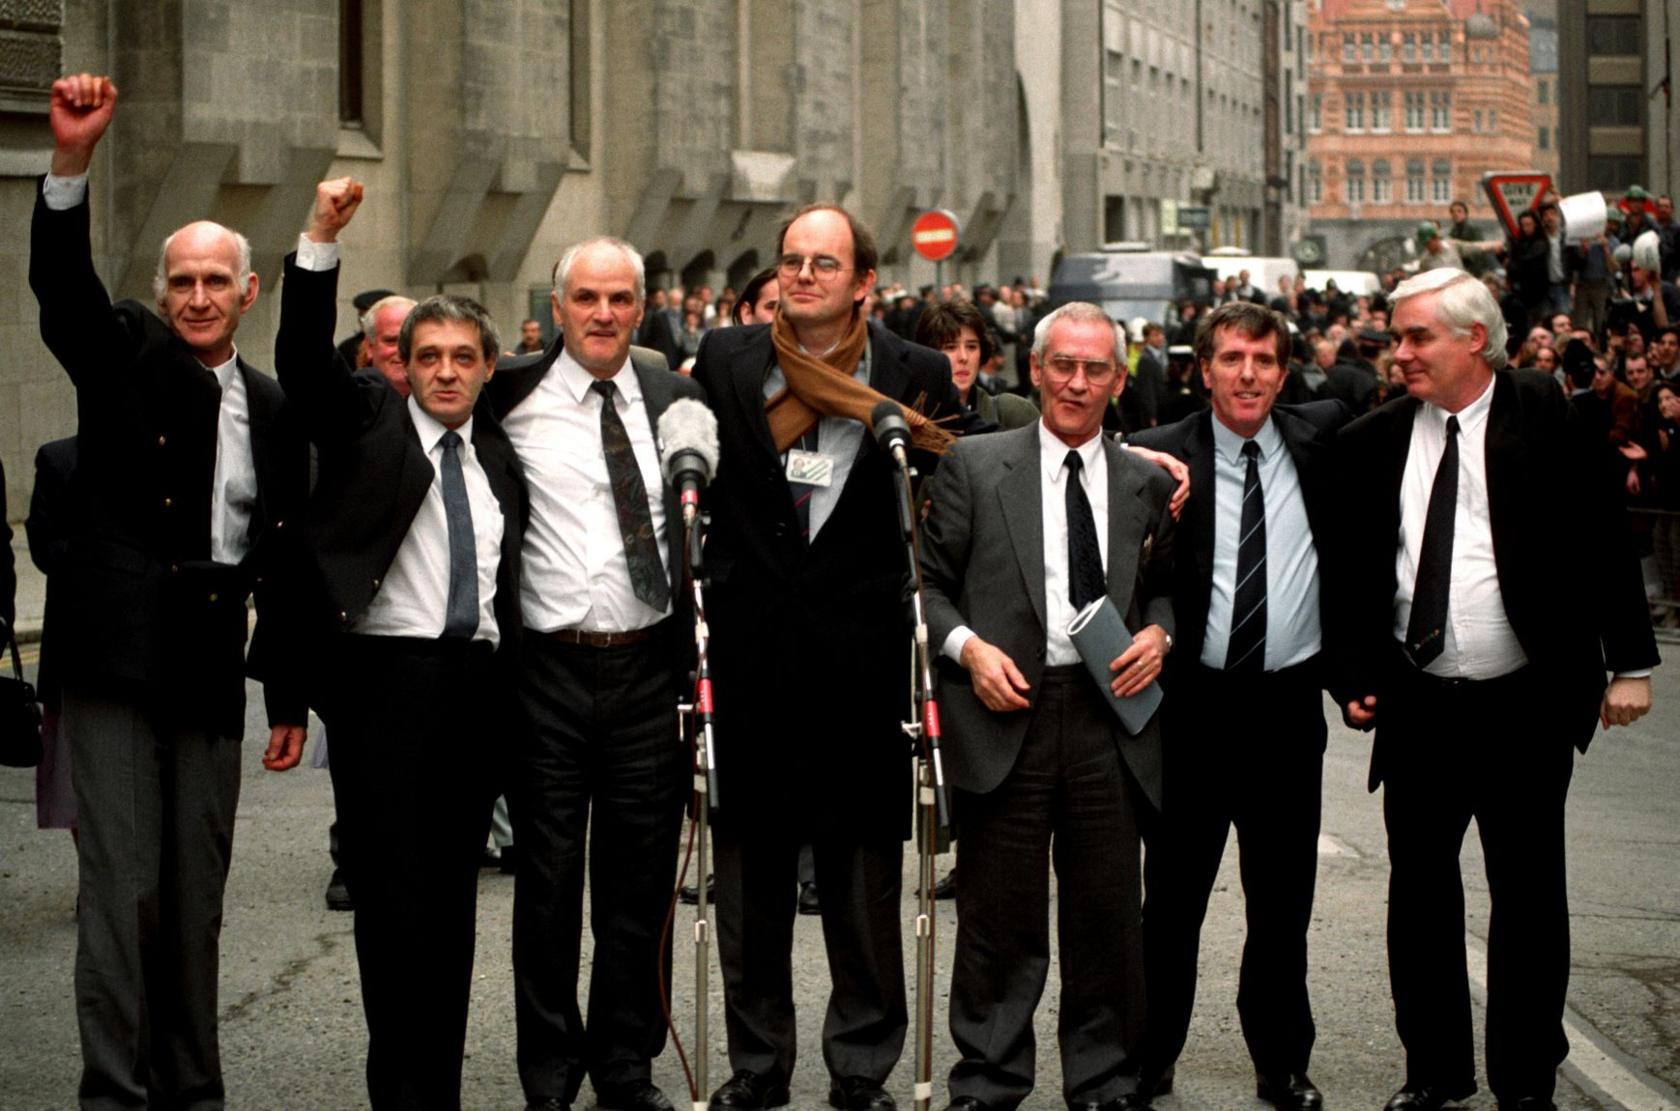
[786,449,835,488]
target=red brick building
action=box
[1306,0,1537,270]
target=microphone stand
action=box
[887,449,950,1111]
[679,505,719,1109]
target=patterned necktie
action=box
[1225,439,1267,672]
[592,379,670,612]
[1406,414,1460,667]
[1065,451,1106,609]
[789,424,819,543]
[437,430,479,639]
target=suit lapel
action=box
[998,430,1048,635]
[1103,437,1148,604]
[1482,372,1525,586]
[1182,413,1217,631]
[395,407,436,535]
[632,354,685,590]
[731,326,782,468]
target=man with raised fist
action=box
[30,73,309,1109]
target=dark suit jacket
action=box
[273,254,527,704]
[920,424,1178,809]
[487,329,703,624]
[25,437,76,708]
[690,319,959,838]
[1129,400,1349,671]
[1330,369,1659,788]
[28,182,309,731]
[636,310,684,371]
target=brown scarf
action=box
[765,309,956,456]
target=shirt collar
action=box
[205,350,239,393]
[1210,411,1282,466]
[1421,372,1496,436]
[1038,420,1104,483]
[556,345,638,405]
[407,394,473,454]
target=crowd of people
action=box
[12,72,1665,1111]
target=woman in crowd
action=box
[914,300,1038,430]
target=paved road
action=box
[3,646,1677,1110]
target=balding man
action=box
[358,293,419,395]
[31,74,309,1108]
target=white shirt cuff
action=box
[942,626,976,665]
[42,172,88,210]
[1614,669,1653,680]
[294,235,340,271]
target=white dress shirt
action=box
[762,342,872,540]
[352,398,504,646]
[1201,414,1321,670]
[942,423,1109,668]
[48,170,257,567]
[1393,378,1526,679]
[501,348,671,633]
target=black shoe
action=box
[680,873,716,906]
[828,1075,895,1110]
[479,845,503,869]
[1496,1100,1556,1111]
[324,869,353,912]
[595,1079,674,1111]
[710,1070,790,1109]
[524,1100,570,1111]
[1383,1083,1477,1111]
[498,844,519,875]
[1090,1094,1151,1111]
[942,1099,990,1111]
[1257,1072,1323,1111]
[798,880,822,916]
[932,867,957,900]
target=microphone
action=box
[870,399,911,470]
[658,398,720,525]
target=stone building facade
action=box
[1528,9,1558,183]
[1305,0,1536,271]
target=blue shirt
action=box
[1200,413,1322,671]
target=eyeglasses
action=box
[776,253,850,280]
[1043,355,1117,382]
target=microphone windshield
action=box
[871,399,911,451]
[658,397,720,482]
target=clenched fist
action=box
[306,176,366,243]
[49,74,118,176]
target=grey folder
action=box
[1067,596,1163,736]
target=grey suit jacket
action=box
[920,423,1177,808]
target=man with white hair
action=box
[358,293,419,395]
[1331,267,1658,1111]
[31,73,309,1108]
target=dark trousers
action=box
[511,626,688,1103]
[713,827,908,1086]
[64,683,242,1111]
[320,636,500,1111]
[948,668,1146,1110]
[1380,665,1574,1102]
[1141,661,1325,1081]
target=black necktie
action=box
[1406,414,1460,668]
[438,430,479,639]
[592,380,670,612]
[1065,451,1105,610]
[1226,439,1267,672]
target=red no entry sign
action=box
[911,209,961,262]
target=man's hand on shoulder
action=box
[960,636,1032,712]
[1601,676,1652,729]
[307,177,365,243]
[1123,443,1190,519]
[49,73,117,176]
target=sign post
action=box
[911,208,961,289]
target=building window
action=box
[1308,159,1322,204]
[1586,15,1642,56]
[1345,92,1365,131]
[1379,36,1393,62]
[1309,92,1322,131]
[338,0,364,127]
[1373,159,1392,202]
[1285,70,1294,132]
[568,0,590,158]
[1104,50,1125,146]
[1405,90,1425,131]
[1343,33,1356,62]
[1588,155,1646,192]
[1440,32,1452,64]
[1421,32,1434,62]
[1406,158,1425,203]
[1488,108,1497,132]
[1361,32,1374,61]
[1432,159,1452,203]
[1538,125,1549,150]
[1403,32,1416,62]
[1132,58,1142,91]
[1370,90,1391,131]
[1474,109,1483,132]
[1588,85,1643,126]
[1431,91,1451,131]
[1538,78,1548,105]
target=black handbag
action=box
[0,628,43,768]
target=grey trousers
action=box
[64,683,242,1111]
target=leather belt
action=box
[545,626,655,648]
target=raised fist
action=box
[306,176,366,243]
[49,74,117,175]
